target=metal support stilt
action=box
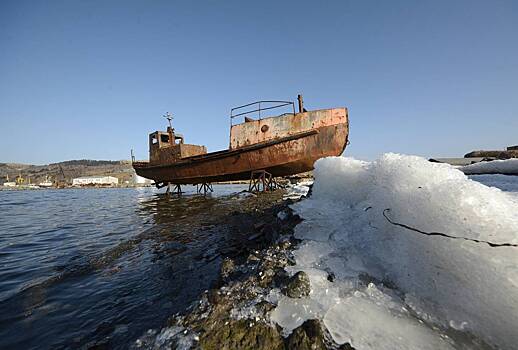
[171,184,182,195]
[154,182,182,195]
[196,182,213,194]
[163,182,182,195]
[249,170,277,192]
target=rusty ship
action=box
[132,95,349,190]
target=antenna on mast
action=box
[163,112,173,130]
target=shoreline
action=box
[132,185,354,350]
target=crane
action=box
[56,164,67,188]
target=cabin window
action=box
[160,134,170,143]
[151,135,158,144]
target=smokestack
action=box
[297,94,304,113]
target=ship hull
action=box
[133,108,348,185]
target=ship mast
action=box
[163,112,174,145]
[163,112,173,129]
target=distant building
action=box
[72,176,119,186]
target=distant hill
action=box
[50,159,124,167]
[0,160,134,185]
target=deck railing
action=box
[230,100,295,126]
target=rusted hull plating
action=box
[133,109,348,185]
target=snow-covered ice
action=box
[461,158,518,175]
[283,179,313,200]
[272,154,518,349]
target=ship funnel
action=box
[297,94,304,113]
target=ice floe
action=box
[461,158,518,175]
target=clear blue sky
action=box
[1,0,517,164]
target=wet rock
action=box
[247,253,260,262]
[199,319,284,350]
[286,319,325,350]
[256,300,275,314]
[286,255,297,266]
[326,272,335,282]
[261,224,280,243]
[284,271,311,298]
[278,240,292,250]
[207,289,223,305]
[273,268,290,288]
[257,268,275,288]
[220,258,235,279]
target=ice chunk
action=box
[269,296,322,334]
[461,159,518,175]
[283,179,313,200]
[323,294,455,350]
[271,154,518,349]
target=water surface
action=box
[0,185,247,349]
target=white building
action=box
[72,176,119,186]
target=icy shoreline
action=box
[133,155,518,349]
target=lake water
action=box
[0,185,247,349]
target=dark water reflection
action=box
[0,185,247,349]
